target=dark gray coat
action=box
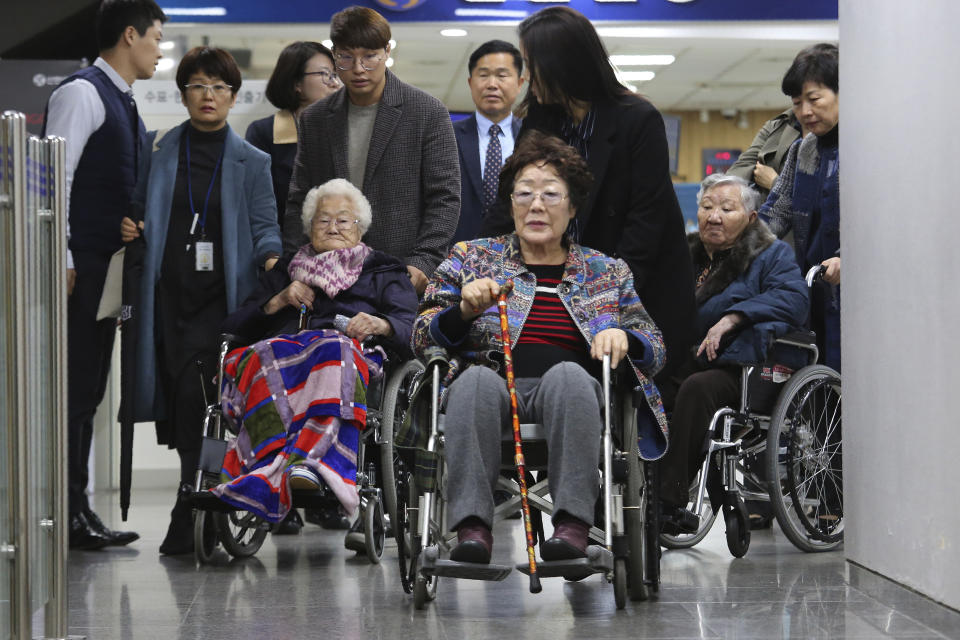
[282,71,460,277]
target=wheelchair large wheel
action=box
[394,455,417,594]
[659,469,718,550]
[412,459,445,610]
[621,397,651,602]
[213,510,269,558]
[766,365,843,553]
[379,360,424,534]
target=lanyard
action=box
[185,129,225,239]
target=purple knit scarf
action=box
[287,242,372,299]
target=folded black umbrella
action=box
[118,227,145,521]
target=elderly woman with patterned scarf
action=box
[657,173,809,535]
[210,178,417,525]
[412,132,666,565]
[760,43,840,371]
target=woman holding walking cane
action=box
[411,132,667,568]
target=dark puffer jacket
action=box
[222,249,418,357]
[690,220,809,365]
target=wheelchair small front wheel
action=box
[213,510,268,558]
[723,498,751,558]
[363,495,386,564]
[193,510,218,564]
[613,558,627,610]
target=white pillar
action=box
[841,0,960,609]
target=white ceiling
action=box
[160,19,838,113]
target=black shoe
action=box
[69,512,112,550]
[306,506,351,530]
[83,508,140,546]
[660,505,700,536]
[273,509,303,535]
[160,485,195,556]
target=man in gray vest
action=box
[44,0,166,550]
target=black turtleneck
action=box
[158,123,229,370]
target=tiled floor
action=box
[65,489,960,639]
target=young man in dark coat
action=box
[282,6,459,295]
[43,0,167,550]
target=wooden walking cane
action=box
[497,280,542,593]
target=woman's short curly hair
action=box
[301,178,372,237]
[497,130,594,214]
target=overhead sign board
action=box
[158,0,838,24]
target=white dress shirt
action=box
[44,57,134,269]
[475,111,516,181]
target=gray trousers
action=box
[444,362,603,530]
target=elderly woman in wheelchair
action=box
[657,173,808,540]
[208,178,417,529]
[412,132,667,566]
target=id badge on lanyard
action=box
[189,212,215,271]
[186,131,224,273]
[195,240,214,271]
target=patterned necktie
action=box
[482,123,502,209]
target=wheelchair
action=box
[391,351,661,610]
[661,265,843,556]
[188,329,411,565]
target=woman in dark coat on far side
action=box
[245,41,340,231]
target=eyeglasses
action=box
[510,189,569,207]
[303,69,341,86]
[313,216,359,231]
[334,51,385,72]
[183,83,233,97]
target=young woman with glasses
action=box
[246,41,341,232]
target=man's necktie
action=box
[482,123,502,209]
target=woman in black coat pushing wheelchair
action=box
[657,173,809,535]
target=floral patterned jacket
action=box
[411,234,670,460]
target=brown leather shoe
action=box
[542,515,589,561]
[449,517,493,564]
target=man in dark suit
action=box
[452,40,524,244]
[283,6,459,295]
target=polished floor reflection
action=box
[69,489,960,639]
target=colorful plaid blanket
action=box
[210,330,381,522]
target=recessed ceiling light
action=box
[440,29,468,37]
[609,54,675,66]
[160,6,226,16]
[386,58,394,68]
[619,71,656,82]
[389,39,397,49]
[156,58,176,72]
[322,39,333,49]
[159,41,175,51]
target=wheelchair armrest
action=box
[422,345,451,371]
[774,330,817,348]
[219,333,245,348]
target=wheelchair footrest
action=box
[515,545,613,579]
[290,487,337,510]
[421,546,512,581]
[186,491,235,513]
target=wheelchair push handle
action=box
[805,264,827,288]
